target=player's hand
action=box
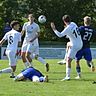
[50,22,56,31]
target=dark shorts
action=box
[75,48,92,61]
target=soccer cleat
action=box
[91,65,95,72]
[92,81,96,84]
[46,63,49,72]
[0,70,2,73]
[75,75,81,79]
[10,75,15,78]
[57,60,66,65]
[45,75,49,82]
[61,76,70,81]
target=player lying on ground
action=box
[14,67,48,82]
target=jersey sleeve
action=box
[2,33,8,40]
[54,27,70,37]
[22,23,26,31]
[18,33,21,42]
[37,24,40,33]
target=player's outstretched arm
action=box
[0,39,5,46]
[14,73,25,81]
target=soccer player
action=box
[0,20,21,78]
[21,14,49,72]
[75,16,95,79]
[51,15,83,80]
[14,67,48,82]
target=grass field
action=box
[0,59,96,96]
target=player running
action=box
[51,15,83,80]
[21,14,49,72]
[0,20,21,78]
[75,16,95,79]
[14,67,48,82]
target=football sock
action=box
[0,67,12,73]
[87,63,91,67]
[37,57,46,65]
[28,62,33,67]
[24,62,29,68]
[66,67,71,77]
[76,66,81,76]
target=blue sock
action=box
[76,66,81,73]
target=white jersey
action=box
[54,22,82,48]
[22,22,40,46]
[3,29,21,53]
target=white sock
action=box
[66,67,71,77]
[24,62,29,68]
[28,62,33,67]
[0,67,12,73]
[64,52,67,61]
[37,57,46,65]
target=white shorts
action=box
[5,50,17,66]
[67,46,82,59]
[21,41,39,55]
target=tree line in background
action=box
[0,0,96,42]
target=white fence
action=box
[1,47,96,59]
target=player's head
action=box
[10,20,20,31]
[83,16,91,26]
[62,15,71,25]
[28,14,35,23]
[39,75,48,82]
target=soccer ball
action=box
[32,76,39,82]
[38,15,46,23]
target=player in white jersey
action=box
[21,14,49,72]
[51,15,83,80]
[0,20,21,78]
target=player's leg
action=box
[32,46,49,72]
[21,42,30,68]
[75,50,83,79]
[0,50,16,78]
[75,60,81,79]
[14,73,25,81]
[84,48,95,72]
[86,61,95,72]
[61,48,74,80]
[8,50,17,78]
[34,54,49,72]
[58,42,71,65]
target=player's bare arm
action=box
[0,39,5,46]
[30,33,39,42]
[21,30,25,36]
[50,22,56,31]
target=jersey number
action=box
[9,36,13,44]
[83,32,92,41]
[73,28,80,38]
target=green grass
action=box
[0,59,96,96]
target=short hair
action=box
[83,16,91,24]
[62,15,71,22]
[28,14,34,18]
[10,20,20,28]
